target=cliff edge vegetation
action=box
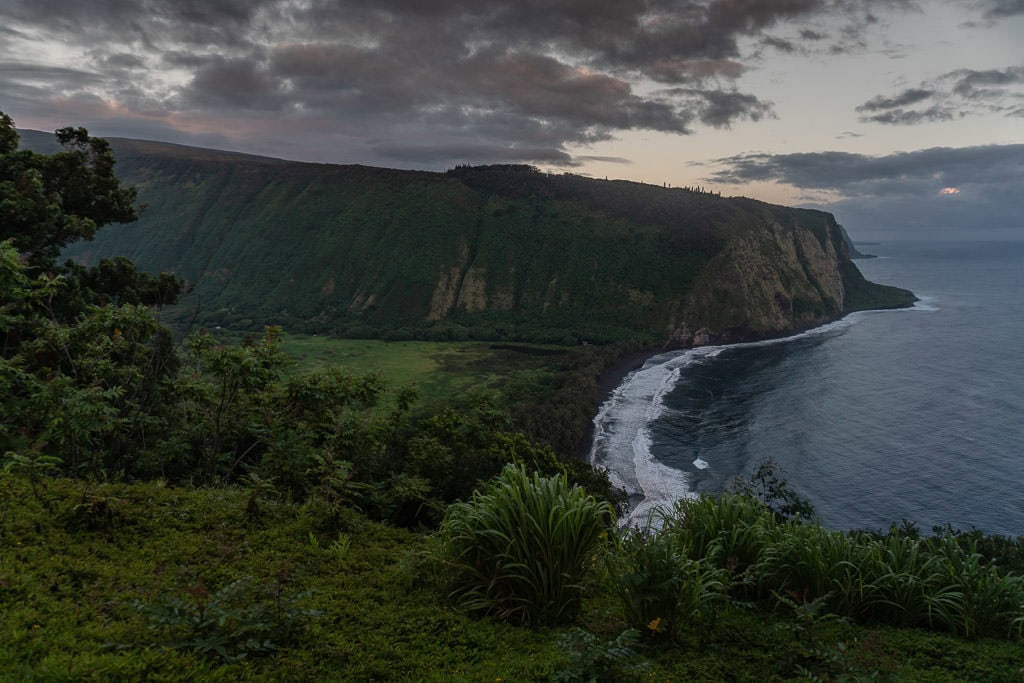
[18,130,915,346]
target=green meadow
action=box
[279,336,566,411]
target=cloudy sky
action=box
[2,0,1022,239]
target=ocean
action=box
[589,241,1024,536]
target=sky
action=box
[1,0,1022,240]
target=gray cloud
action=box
[707,144,1024,192]
[0,0,912,168]
[856,87,935,111]
[694,90,775,127]
[948,65,1024,97]
[857,64,1024,124]
[800,28,830,39]
[705,144,1024,237]
[983,0,1024,18]
[861,105,959,125]
[761,35,799,53]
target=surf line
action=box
[587,313,906,528]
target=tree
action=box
[0,113,180,477]
[0,112,137,268]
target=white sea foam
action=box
[589,318,874,528]
[693,457,709,470]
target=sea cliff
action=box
[25,131,915,345]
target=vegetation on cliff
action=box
[20,130,915,346]
[17,117,1017,683]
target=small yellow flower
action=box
[647,617,662,632]
[32,624,40,629]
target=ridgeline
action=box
[13,130,916,346]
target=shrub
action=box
[728,456,814,522]
[131,577,320,662]
[924,535,1024,639]
[757,522,881,619]
[607,524,728,642]
[553,627,649,682]
[430,464,613,626]
[663,493,776,579]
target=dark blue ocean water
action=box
[590,241,1024,535]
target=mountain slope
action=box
[18,130,914,345]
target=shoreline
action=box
[575,300,919,463]
[576,349,660,461]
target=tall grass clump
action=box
[663,493,777,581]
[606,524,727,642]
[757,523,881,619]
[923,535,1024,639]
[430,464,613,626]
[755,523,1024,638]
[867,532,945,627]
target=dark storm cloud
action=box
[372,142,576,165]
[707,144,1024,237]
[857,65,1024,124]
[0,0,913,167]
[187,57,285,109]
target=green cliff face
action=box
[44,133,913,346]
[667,204,905,347]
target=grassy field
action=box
[273,334,576,414]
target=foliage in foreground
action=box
[430,464,614,626]
[639,492,1024,641]
[4,473,1024,682]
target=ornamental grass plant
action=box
[605,524,727,642]
[430,464,613,626]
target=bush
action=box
[430,464,613,626]
[757,522,880,619]
[924,535,1024,639]
[663,493,776,580]
[607,525,727,642]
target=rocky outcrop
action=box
[666,215,876,348]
